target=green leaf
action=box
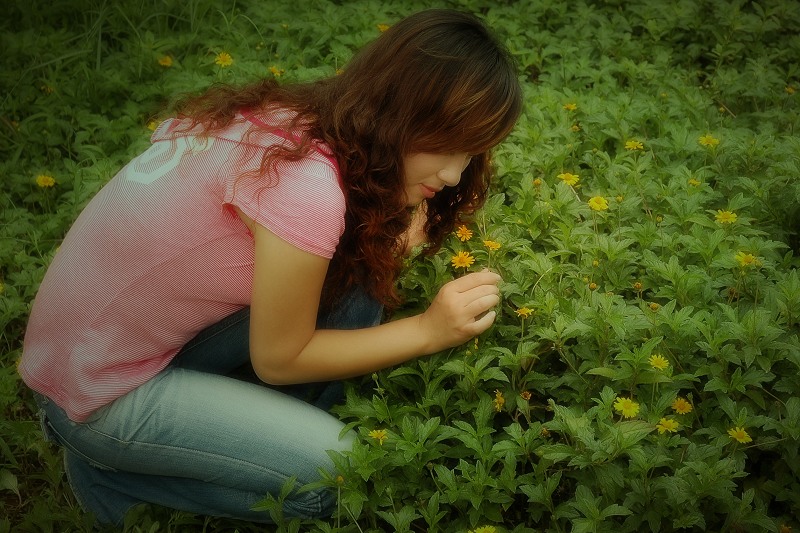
[0,470,19,502]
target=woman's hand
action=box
[418,270,502,353]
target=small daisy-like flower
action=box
[613,397,640,418]
[656,417,679,434]
[335,475,345,485]
[715,210,737,224]
[158,55,173,67]
[632,281,643,291]
[727,426,752,444]
[734,251,761,268]
[493,390,505,412]
[699,133,720,147]
[520,391,532,401]
[455,225,473,241]
[533,178,542,187]
[671,397,693,414]
[786,85,796,95]
[368,428,388,445]
[40,84,55,94]
[571,124,581,132]
[688,178,701,187]
[269,65,285,77]
[377,24,390,32]
[588,196,609,211]
[588,282,598,290]
[214,52,233,67]
[450,251,475,269]
[648,354,669,371]
[563,103,577,111]
[147,120,158,131]
[483,240,501,251]
[649,302,660,311]
[557,172,580,186]
[36,174,55,188]
[515,307,533,318]
[615,195,624,202]
[625,140,644,151]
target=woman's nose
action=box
[437,154,471,186]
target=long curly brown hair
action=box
[172,9,522,310]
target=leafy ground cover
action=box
[2,0,799,531]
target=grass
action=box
[2,0,800,531]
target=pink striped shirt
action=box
[19,112,345,422]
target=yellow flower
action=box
[615,195,624,202]
[588,282,598,290]
[533,178,542,187]
[147,120,158,131]
[515,307,532,318]
[648,354,669,371]
[588,196,609,211]
[613,397,640,418]
[158,55,173,67]
[269,65,285,77]
[368,428,387,445]
[557,172,580,186]
[455,225,473,241]
[571,123,581,132]
[625,140,644,151]
[36,174,55,188]
[656,417,679,434]
[734,251,761,268]
[483,240,501,251]
[715,210,737,224]
[450,251,475,269]
[40,84,54,94]
[688,178,701,187]
[470,527,497,533]
[786,85,796,95]
[633,281,643,291]
[377,24,390,32]
[699,133,720,147]
[335,475,345,485]
[563,103,577,111]
[215,52,233,67]
[728,426,752,444]
[493,390,505,412]
[649,302,660,311]
[671,397,693,415]
[520,391,532,401]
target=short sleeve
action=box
[225,152,345,259]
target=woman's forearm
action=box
[252,314,433,385]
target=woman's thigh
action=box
[43,366,353,495]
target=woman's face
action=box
[402,152,472,206]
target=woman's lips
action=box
[420,184,439,198]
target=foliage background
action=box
[1,0,799,531]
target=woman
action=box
[19,8,522,526]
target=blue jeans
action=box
[35,287,382,526]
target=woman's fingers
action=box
[447,270,502,292]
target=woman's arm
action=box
[246,217,501,385]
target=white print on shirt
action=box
[124,136,215,185]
